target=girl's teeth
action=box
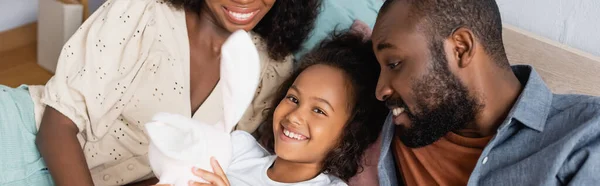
[283,129,306,140]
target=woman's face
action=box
[272,64,352,165]
[203,0,276,32]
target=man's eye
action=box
[387,61,401,69]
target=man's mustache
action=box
[385,97,406,109]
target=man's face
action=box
[372,2,482,148]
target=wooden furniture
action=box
[503,24,600,96]
[0,23,53,87]
[81,0,90,20]
[0,23,37,54]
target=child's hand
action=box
[189,157,230,186]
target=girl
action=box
[0,0,320,185]
[185,32,388,186]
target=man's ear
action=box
[449,27,476,68]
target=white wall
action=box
[497,0,600,57]
[0,0,38,32]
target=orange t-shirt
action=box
[393,129,493,186]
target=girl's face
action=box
[272,64,352,165]
[203,0,276,32]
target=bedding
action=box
[294,0,383,60]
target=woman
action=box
[0,0,320,185]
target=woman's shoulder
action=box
[90,0,184,27]
[100,0,176,9]
[79,0,172,40]
[62,0,186,67]
[94,0,158,16]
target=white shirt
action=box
[227,131,347,186]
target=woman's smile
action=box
[222,6,260,25]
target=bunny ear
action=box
[220,30,261,132]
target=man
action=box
[371,0,600,185]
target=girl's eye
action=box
[387,61,401,69]
[286,95,298,104]
[313,108,326,116]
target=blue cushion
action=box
[294,0,384,60]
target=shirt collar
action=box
[506,65,553,132]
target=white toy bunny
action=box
[144,30,261,186]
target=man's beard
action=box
[389,41,483,148]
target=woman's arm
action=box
[34,1,159,185]
[36,106,94,186]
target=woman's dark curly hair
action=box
[256,31,388,181]
[164,0,321,61]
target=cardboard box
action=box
[37,0,83,73]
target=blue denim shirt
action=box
[377,65,600,186]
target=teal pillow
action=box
[294,0,384,60]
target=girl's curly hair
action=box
[256,31,388,181]
[164,0,321,61]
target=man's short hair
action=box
[381,0,509,67]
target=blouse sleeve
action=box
[41,0,157,134]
